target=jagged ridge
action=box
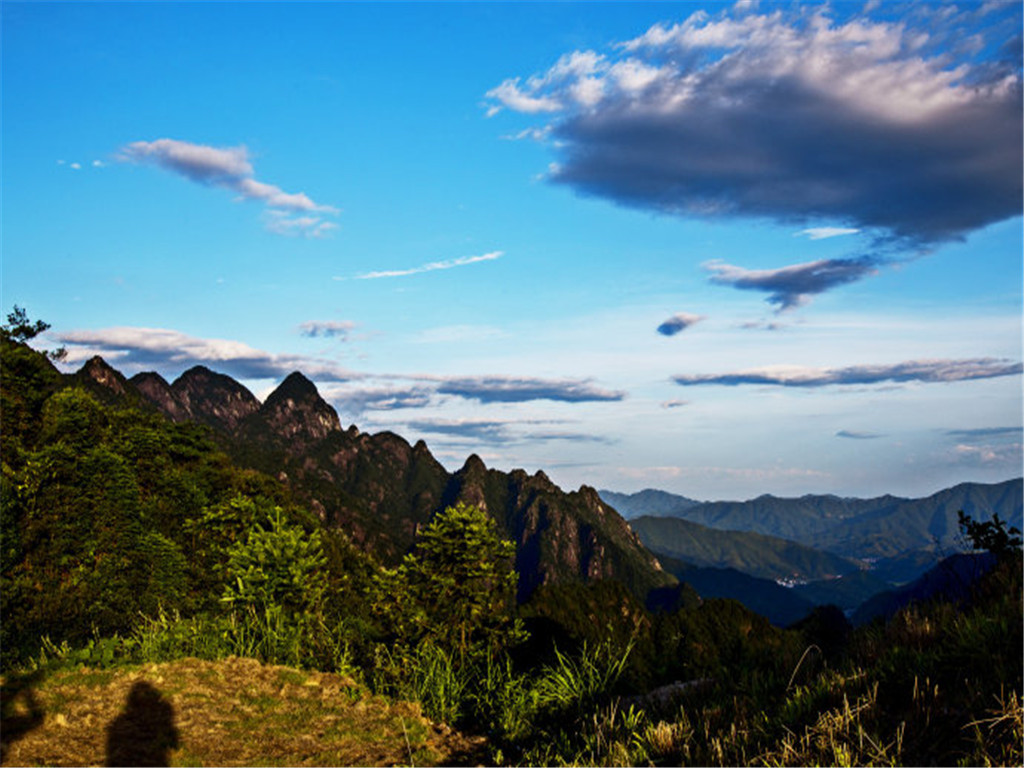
[78,357,675,602]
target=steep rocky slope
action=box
[77,358,674,602]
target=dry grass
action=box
[2,656,485,767]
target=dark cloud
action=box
[58,327,358,383]
[657,312,705,336]
[435,375,626,404]
[836,430,886,440]
[673,358,1023,387]
[705,257,880,311]
[945,426,1022,441]
[488,7,1023,246]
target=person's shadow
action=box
[1,670,46,763]
[105,681,180,767]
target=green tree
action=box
[1,306,66,360]
[222,506,328,617]
[958,510,1023,560]
[382,502,523,662]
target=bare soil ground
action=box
[1,656,485,766]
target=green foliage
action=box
[1,305,65,360]
[222,505,328,616]
[215,505,342,669]
[534,638,634,715]
[373,501,523,663]
[958,509,1023,559]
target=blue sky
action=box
[3,1,1021,501]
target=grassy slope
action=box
[1,657,484,767]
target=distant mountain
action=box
[851,552,998,626]
[598,489,702,520]
[628,481,1023,563]
[655,554,814,627]
[629,515,859,582]
[79,358,674,604]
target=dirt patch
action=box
[2,657,485,766]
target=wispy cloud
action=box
[354,251,503,280]
[836,430,886,440]
[433,375,626,404]
[58,326,359,382]
[118,138,338,237]
[329,371,628,412]
[263,211,339,239]
[407,418,517,442]
[657,312,705,336]
[661,399,690,409]
[943,425,1022,469]
[403,417,608,446]
[613,464,829,484]
[673,358,1023,387]
[945,426,1022,441]
[705,257,881,311]
[298,320,357,340]
[950,442,1023,468]
[322,385,434,415]
[739,320,786,332]
[797,227,861,240]
[486,6,1022,245]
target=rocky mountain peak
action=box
[78,356,129,396]
[258,372,340,446]
[167,365,261,433]
[265,371,320,405]
[130,371,190,422]
[460,453,488,476]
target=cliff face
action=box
[443,457,673,601]
[88,357,674,602]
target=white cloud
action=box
[355,251,503,279]
[57,326,358,382]
[119,138,338,236]
[486,6,1022,244]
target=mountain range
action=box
[74,357,674,604]
[71,354,1022,622]
[602,481,1023,568]
[628,515,859,582]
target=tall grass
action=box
[533,638,635,716]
